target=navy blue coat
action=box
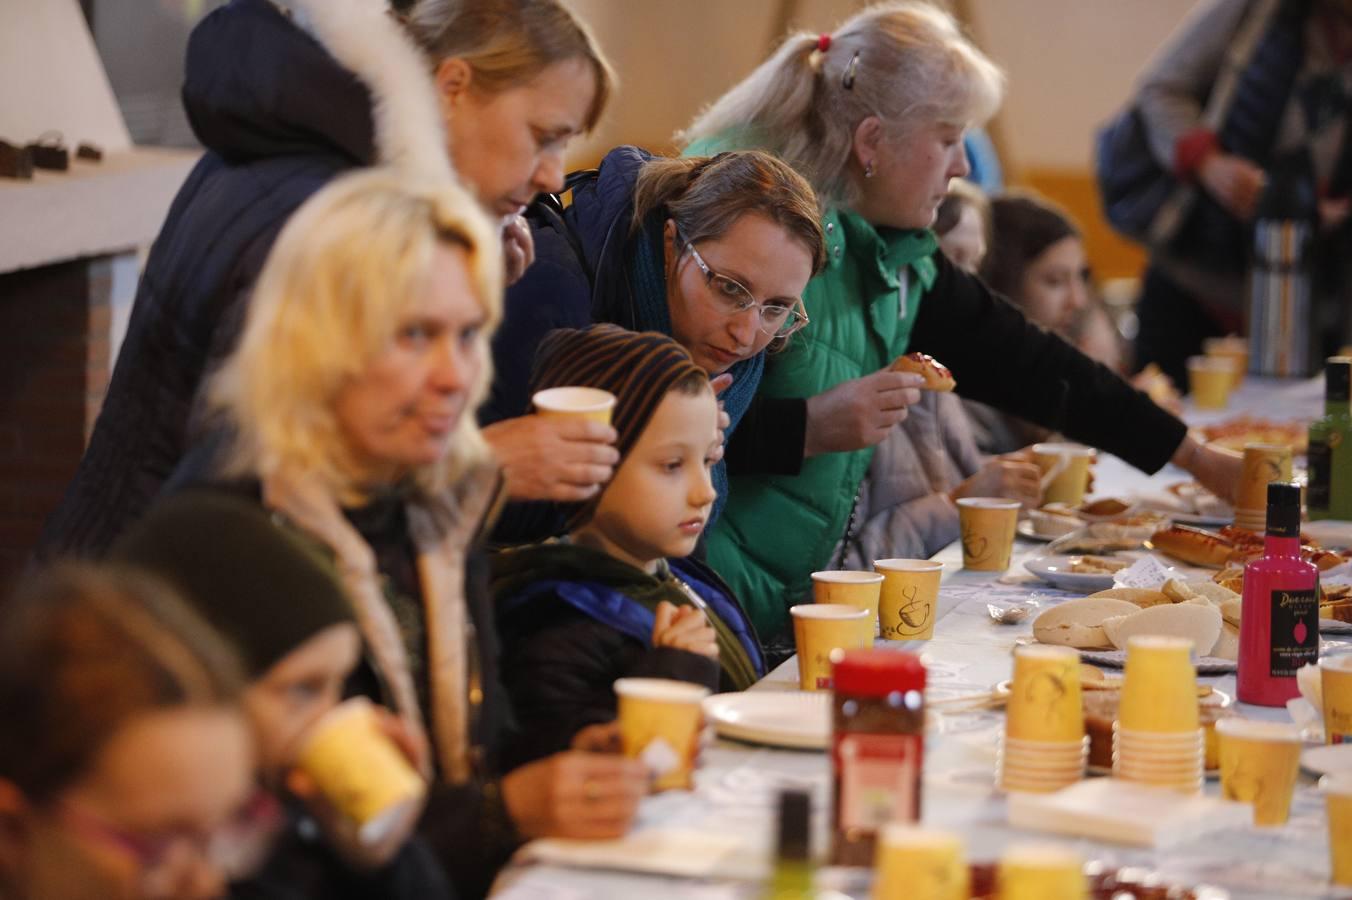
[38,0,375,560]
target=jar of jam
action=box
[830,648,926,866]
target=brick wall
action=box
[0,256,113,591]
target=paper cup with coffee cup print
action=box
[1186,356,1234,410]
[1322,655,1352,745]
[1032,443,1093,507]
[874,559,944,641]
[811,570,883,632]
[1236,443,1294,513]
[532,386,616,425]
[956,498,1020,572]
[1118,636,1199,734]
[1215,718,1301,826]
[790,604,872,690]
[294,697,427,846]
[1203,336,1248,389]
[873,824,968,900]
[1007,645,1084,743]
[996,845,1087,900]
[613,678,709,791]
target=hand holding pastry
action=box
[803,368,922,457]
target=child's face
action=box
[583,387,721,569]
[241,623,361,782]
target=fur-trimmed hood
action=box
[184,0,449,181]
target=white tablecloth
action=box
[495,377,1346,899]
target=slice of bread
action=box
[1210,622,1240,661]
[1101,603,1223,656]
[1033,598,1141,649]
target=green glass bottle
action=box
[1308,357,1352,520]
[763,789,814,900]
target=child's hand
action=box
[651,601,718,658]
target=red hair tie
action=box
[816,33,832,53]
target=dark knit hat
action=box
[111,490,355,679]
[978,191,1080,301]
[531,324,710,527]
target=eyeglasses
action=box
[677,229,810,338]
[58,787,284,882]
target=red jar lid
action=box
[831,648,926,697]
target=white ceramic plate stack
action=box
[998,735,1088,793]
[1112,722,1205,794]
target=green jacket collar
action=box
[824,207,938,292]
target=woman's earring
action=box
[864,160,875,179]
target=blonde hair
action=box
[406,0,616,132]
[209,169,503,503]
[680,1,1005,207]
[631,151,826,273]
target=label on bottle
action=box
[1270,587,1319,677]
[835,733,921,831]
[1310,438,1333,511]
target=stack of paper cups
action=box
[1112,636,1204,794]
[1234,443,1293,532]
[999,645,1087,793]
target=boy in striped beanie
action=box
[492,324,763,764]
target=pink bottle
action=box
[1238,482,1320,705]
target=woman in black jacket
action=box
[39,0,618,562]
[144,170,649,900]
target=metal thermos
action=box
[1249,149,1318,378]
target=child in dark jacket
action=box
[493,325,764,763]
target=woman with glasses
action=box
[682,0,1243,643]
[488,148,825,538]
[114,491,453,900]
[0,564,256,900]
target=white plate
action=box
[1323,619,1352,635]
[703,692,829,750]
[1077,648,1238,674]
[1024,555,1125,593]
[1169,511,1233,528]
[1016,520,1056,543]
[1301,744,1352,777]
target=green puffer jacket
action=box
[690,131,938,640]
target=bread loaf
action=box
[1101,603,1223,656]
[1149,525,1235,568]
[1033,598,1141,649]
[1087,587,1173,608]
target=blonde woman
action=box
[154,169,646,899]
[41,0,620,560]
[684,1,1242,643]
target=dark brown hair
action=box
[406,0,615,132]
[0,564,244,802]
[978,190,1081,302]
[632,151,827,275]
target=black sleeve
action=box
[498,598,718,766]
[724,395,808,476]
[909,253,1188,474]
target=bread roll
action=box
[1210,622,1240,661]
[1162,578,1240,607]
[890,352,956,392]
[1101,603,1223,656]
[1149,525,1235,568]
[1033,598,1141,649]
[1087,587,1173,608]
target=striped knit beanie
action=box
[531,324,710,528]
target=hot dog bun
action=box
[891,352,956,392]
[1149,525,1235,568]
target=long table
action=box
[495,377,1346,900]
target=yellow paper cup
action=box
[1323,773,1352,885]
[1215,718,1301,826]
[790,604,872,690]
[613,677,709,791]
[873,559,944,641]
[872,824,968,900]
[532,386,616,424]
[294,697,426,845]
[1203,336,1249,390]
[1119,636,1199,733]
[956,498,1021,571]
[1006,645,1085,742]
[1187,356,1234,410]
[1321,656,1352,745]
[1236,443,1295,512]
[1032,443,1094,507]
[996,845,1087,900]
[811,570,884,631]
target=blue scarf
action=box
[628,225,764,525]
